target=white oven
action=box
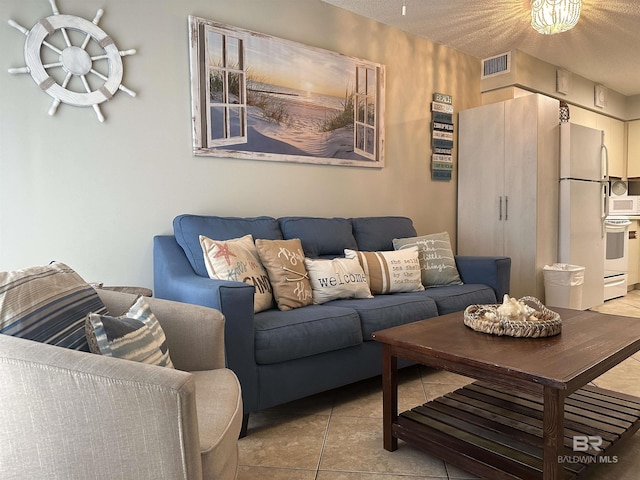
[604,217,631,301]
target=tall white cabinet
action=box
[457,94,560,299]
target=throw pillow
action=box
[304,257,373,304]
[0,262,107,351]
[200,234,274,312]
[85,295,174,368]
[393,232,463,287]
[255,238,313,311]
[344,247,424,294]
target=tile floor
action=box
[238,290,640,480]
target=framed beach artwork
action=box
[188,16,385,167]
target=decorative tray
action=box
[463,295,561,338]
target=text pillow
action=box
[200,234,274,313]
[344,247,424,294]
[255,238,313,311]
[393,232,463,287]
[304,257,373,304]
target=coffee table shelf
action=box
[374,308,640,479]
[395,381,640,480]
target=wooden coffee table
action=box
[372,308,640,479]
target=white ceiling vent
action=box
[481,52,511,79]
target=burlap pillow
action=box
[255,238,313,311]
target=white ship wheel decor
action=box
[8,0,136,122]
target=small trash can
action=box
[543,263,585,309]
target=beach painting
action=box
[189,16,385,167]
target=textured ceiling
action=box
[321,0,640,96]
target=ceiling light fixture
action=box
[530,0,581,35]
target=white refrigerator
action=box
[558,122,607,310]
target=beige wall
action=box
[0,0,481,288]
[482,50,628,121]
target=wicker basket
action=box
[463,296,561,338]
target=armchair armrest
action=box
[0,334,202,479]
[97,289,226,372]
[455,255,511,300]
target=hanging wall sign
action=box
[430,93,454,180]
[433,92,452,104]
[8,0,136,122]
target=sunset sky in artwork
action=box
[244,32,355,98]
[206,24,371,99]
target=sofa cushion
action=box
[200,234,274,312]
[421,284,497,315]
[345,248,424,294]
[351,216,417,251]
[86,296,174,368]
[279,217,358,257]
[327,293,438,339]
[255,238,313,311]
[393,232,463,287]
[254,305,363,364]
[173,215,283,277]
[0,262,107,351]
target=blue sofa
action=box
[154,215,510,435]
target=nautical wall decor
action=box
[431,93,454,181]
[8,0,136,122]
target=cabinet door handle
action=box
[499,196,503,221]
[505,196,508,220]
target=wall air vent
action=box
[481,52,511,79]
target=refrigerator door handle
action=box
[505,196,508,220]
[603,144,609,180]
[499,196,502,221]
[600,181,607,239]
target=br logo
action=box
[573,435,603,452]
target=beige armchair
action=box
[0,289,242,480]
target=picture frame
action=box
[188,16,385,167]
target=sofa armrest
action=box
[0,334,202,479]
[455,255,511,300]
[154,235,259,413]
[97,289,226,372]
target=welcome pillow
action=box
[304,257,373,304]
[200,234,274,313]
[255,238,313,311]
[393,232,463,287]
[344,247,424,294]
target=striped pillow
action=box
[85,296,174,368]
[0,262,107,351]
[344,247,424,295]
